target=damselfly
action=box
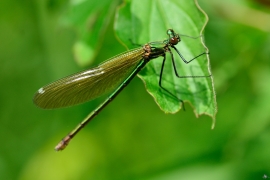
[33,29,208,151]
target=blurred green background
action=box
[1,0,270,179]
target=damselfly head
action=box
[167,29,180,46]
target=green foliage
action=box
[0,0,270,180]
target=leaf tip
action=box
[211,118,216,129]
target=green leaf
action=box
[115,0,217,125]
[62,0,119,66]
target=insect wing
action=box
[33,48,145,109]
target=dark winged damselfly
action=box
[33,29,209,151]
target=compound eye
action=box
[167,29,174,35]
[170,37,179,45]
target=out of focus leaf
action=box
[63,0,120,66]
